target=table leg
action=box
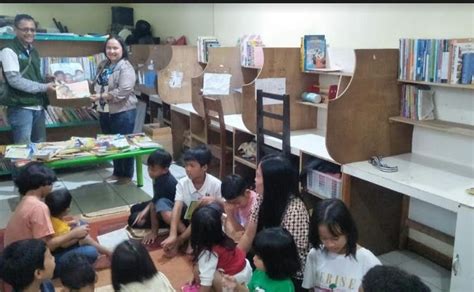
[136,155,143,187]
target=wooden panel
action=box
[350,177,403,255]
[158,46,203,105]
[242,48,318,134]
[191,47,245,117]
[326,49,413,164]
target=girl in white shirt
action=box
[302,199,381,292]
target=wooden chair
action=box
[202,96,233,179]
[256,89,291,163]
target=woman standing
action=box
[91,35,137,185]
[237,154,310,292]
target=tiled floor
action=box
[0,162,451,291]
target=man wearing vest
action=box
[0,14,55,144]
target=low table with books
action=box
[1,133,162,187]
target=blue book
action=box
[304,35,326,71]
[461,52,474,84]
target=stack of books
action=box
[197,36,220,63]
[400,84,435,120]
[239,34,264,68]
[399,38,474,84]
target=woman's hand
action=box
[89,94,100,102]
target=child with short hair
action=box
[302,199,381,291]
[128,148,180,244]
[190,203,252,292]
[4,162,98,276]
[59,253,97,292]
[0,238,56,292]
[221,174,257,241]
[45,188,112,257]
[222,227,301,292]
[360,265,431,292]
[161,144,222,257]
[111,239,175,291]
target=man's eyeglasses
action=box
[16,27,36,33]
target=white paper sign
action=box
[97,227,129,252]
[202,73,232,95]
[169,71,184,88]
[255,78,286,105]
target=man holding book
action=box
[0,14,56,144]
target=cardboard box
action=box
[143,123,173,156]
[47,90,93,108]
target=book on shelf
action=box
[399,38,474,84]
[460,52,474,84]
[239,34,264,68]
[197,36,220,63]
[303,35,327,71]
[401,84,434,121]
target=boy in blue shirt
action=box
[128,149,180,244]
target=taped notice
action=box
[169,71,184,88]
[202,73,232,95]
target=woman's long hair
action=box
[257,154,299,231]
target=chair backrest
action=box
[256,89,291,162]
[133,100,147,133]
[202,96,226,148]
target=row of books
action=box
[400,84,435,121]
[0,106,98,128]
[239,34,264,68]
[39,53,107,80]
[197,36,220,63]
[399,38,474,84]
[300,35,327,71]
[3,133,161,162]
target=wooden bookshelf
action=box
[296,100,328,109]
[191,47,246,117]
[303,70,353,77]
[389,116,474,137]
[398,79,474,90]
[0,36,103,144]
[158,46,203,105]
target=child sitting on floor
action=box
[190,203,252,292]
[161,144,222,257]
[0,238,56,292]
[45,188,112,257]
[128,148,179,244]
[222,227,301,292]
[59,253,97,292]
[221,174,258,242]
[111,239,175,291]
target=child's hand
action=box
[132,206,149,227]
[224,202,236,215]
[71,225,89,239]
[199,196,215,207]
[192,264,201,285]
[222,274,238,291]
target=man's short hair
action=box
[14,14,36,28]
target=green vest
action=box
[2,37,48,107]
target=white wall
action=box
[130,4,214,45]
[213,4,474,48]
[0,4,116,34]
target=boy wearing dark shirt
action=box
[128,149,180,244]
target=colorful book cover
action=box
[461,52,474,84]
[304,35,326,71]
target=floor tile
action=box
[398,255,451,291]
[69,182,128,215]
[110,182,153,205]
[377,249,425,266]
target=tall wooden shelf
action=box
[398,79,474,90]
[158,46,204,105]
[0,35,104,144]
[241,47,318,134]
[191,47,246,117]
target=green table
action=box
[45,147,161,187]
